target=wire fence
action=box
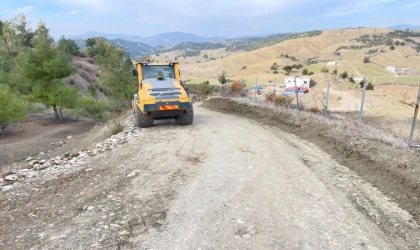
[218,77,420,147]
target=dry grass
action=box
[108,119,124,136]
[308,106,321,113]
[233,97,408,149]
[230,80,243,94]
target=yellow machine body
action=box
[131,61,193,127]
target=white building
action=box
[284,77,311,88]
[327,61,337,66]
[387,66,396,72]
[354,77,364,83]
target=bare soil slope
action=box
[0,115,98,170]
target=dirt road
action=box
[1,104,419,249]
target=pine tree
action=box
[218,71,227,84]
[94,39,136,106]
[21,21,74,119]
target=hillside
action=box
[225,31,320,52]
[66,56,108,101]
[164,28,420,84]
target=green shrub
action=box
[88,83,97,97]
[270,62,278,70]
[0,85,27,136]
[198,81,213,96]
[359,81,374,90]
[302,68,308,75]
[282,65,292,73]
[340,71,348,79]
[78,97,109,121]
[366,82,374,90]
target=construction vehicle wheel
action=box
[175,103,194,125]
[134,94,154,128]
[190,94,197,103]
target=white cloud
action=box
[66,10,81,15]
[14,5,35,14]
[53,11,64,17]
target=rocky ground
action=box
[1,102,420,249]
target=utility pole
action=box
[274,78,276,94]
[408,82,420,147]
[325,79,330,117]
[255,77,258,101]
[294,76,299,108]
[358,80,367,126]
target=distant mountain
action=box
[68,31,226,46]
[111,39,157,58]
[74,38,156,59]
[67,31,145,43]
[389,25,420,30]
[164,42,226,52]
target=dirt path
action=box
[1,105,419,249]
[0,119,97,170]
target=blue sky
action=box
[0,0,419,38]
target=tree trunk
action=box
[1,124,7,138]
[59,108,63,120]
[53,105,60,120]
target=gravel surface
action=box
[1,103,419,249]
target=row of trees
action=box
[0,14,136,134]
[336,71,374,90]
[271,63,303,74]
